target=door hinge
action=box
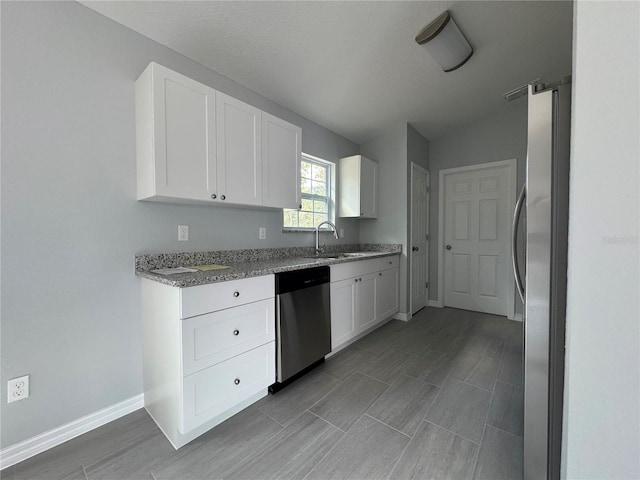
[425,282,429,288]
[425,234,429,241]
[426,187,430,193]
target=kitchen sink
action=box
[303,251,379,260]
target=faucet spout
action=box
[315,221,339,254]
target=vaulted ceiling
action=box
[81,1,573,143]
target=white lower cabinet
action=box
[330,255,400,351]
[141,275,275,449]
[356,273,377,332]
[330,278,357,350]
[376,268,400,321]
[181,342,275,433]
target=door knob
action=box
[446,245,452,250]
[412,246,419,251]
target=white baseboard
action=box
[393,312,411,322]
[428,300,443,308]
[513,313,523,322]
[0,394,144,470]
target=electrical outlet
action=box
[339,229,344,238]
[8,375,29,404]
[178,225,189,241]
[259,227,266,240]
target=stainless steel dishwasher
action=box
[272,266,331,390]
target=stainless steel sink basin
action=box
[302,251,379,260]
[303,253,347,259]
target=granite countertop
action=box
[135,244,401,288]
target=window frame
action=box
[283,153,336,232]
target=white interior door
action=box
[442,162,514,316]
[410,164,429,315]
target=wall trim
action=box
[428,300,444,308]
[437,159,517,316]
[393,312,411,322]
[0,394,144,470]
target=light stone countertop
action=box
[135,244,401,288]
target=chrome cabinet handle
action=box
[221,195,226,200]
[233,329,239,336]
[211,194,217,199]
[234,378,240,385]
[379,272,382,276]
[233,291,240,297]
[512,185,526,302]
[445,245,452,250]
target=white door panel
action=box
[410,165,429,314]
[443,164,513,315]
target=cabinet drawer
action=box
[180,275,274,319]
[330,258,378,283]
[182,299,275,376]
[378,255,399,271]
[180,342,275,433]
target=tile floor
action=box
[4,307,524,480]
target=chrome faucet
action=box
[315,221,339,254]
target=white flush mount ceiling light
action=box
[415,11,473,72]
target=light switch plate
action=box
[178,225,189,241]
[259,227,266,240]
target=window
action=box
[284,154,334,229]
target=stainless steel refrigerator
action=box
[512,80,571,480]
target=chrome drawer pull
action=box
[234,378,240,385]
[233,291,240,297]
[233,329,240,336]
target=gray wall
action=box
[358,123,429,316]
[562,1,640,477]
[359,124,409,313]
[427,101,528,313]
[0,1,359,448]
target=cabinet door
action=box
[376,268,399,322]
[216,92,262,206]
[262,113,301,209]
[180,342,275,433]
[149,64,217,201]
[356,272,377,333]
[330,278,357,349]
[359,157,377,218]
[181,299,275,376]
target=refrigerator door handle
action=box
[512,184,526,302]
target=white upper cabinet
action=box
[261,113,301,209]
[216,92,262,206]
[136,63,216,202]
[135,62,301,209]
[338,155,378,218]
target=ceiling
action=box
[81,1,573,144]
